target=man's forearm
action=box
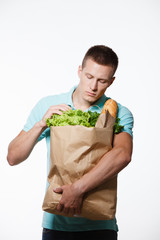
[7,122,46,166]
[73,133,133,195]
[55,135,132,215]
[7,104,72,166]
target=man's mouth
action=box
[86,91,96,97]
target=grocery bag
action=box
[42,111,117,220]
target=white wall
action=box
[0,0,160,239]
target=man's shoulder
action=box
[117,102,133,117]
[27,90,72,119]
[40,92,69,102]
[37,89,71,107]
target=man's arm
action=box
[75,132,132,193]
[54,132,133,214]
[7,104,71,166]
[7,124,46,166]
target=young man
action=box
[7,45,133,240]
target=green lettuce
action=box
[46,109,100,128]
[46,109,124,133]
[114,117,124,134]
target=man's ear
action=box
[78,65,82,78]
[109,77,115,86]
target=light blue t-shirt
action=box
[23,85,134,232]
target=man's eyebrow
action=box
[85,72,93,76]
[85,72,110,81]
[98,77,110,82]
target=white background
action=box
[0,0,160,239]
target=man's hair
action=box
[82,45,118,75]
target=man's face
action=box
[78,58,115,104]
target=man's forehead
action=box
[83,59,114,78]
[83,58,113,69]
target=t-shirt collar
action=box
[66,85,109,112]
[66,85,77,108]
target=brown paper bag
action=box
[42,111,117,220]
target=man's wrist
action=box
[72,179,86,196]
[35,120,47,131]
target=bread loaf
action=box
[102,99,117,118]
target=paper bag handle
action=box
[91,105,102,112]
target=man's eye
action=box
[99,80,106,84]
[86,75,92,79]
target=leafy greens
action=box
[46,109,124,133]
[114,117,124,134]
[46,109,100,128]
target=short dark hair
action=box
[82,45,118,74]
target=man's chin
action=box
[85,96,98,104]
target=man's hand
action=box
[53,183,84,216]
[7,103,72,166]
[38,104,72,128]
[70,132,133,195]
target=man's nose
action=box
[90,79,98,91]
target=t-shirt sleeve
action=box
[23,99,46,141]
[117,105,134,138]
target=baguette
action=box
[102,99,117,118]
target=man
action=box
[7,45,133,240]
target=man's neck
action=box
[72,87,91,111]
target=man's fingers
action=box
[59,104,72,110]
[53,187,63,193]
[49,104,72,113]
[45,105,72,119]
[49,110,64,116]
[42,104,72,127]
[57,203,63,212]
